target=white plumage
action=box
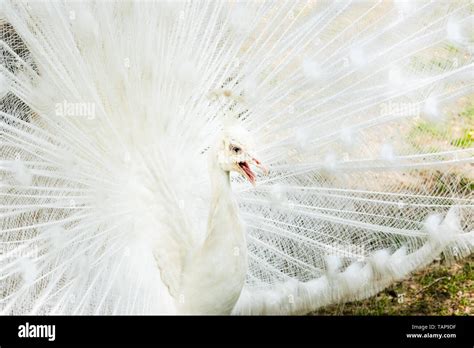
[0,0,473,315]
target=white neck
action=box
[179,148,247,314]
[206,151,235,237]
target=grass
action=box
[408,99,474,152]
[451,105,474,148]
[311,256,473,315]
[309,102,474,316]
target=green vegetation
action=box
[460,104,474,121]
[310,102,474,316]
[312,256,473,316]
[451,105,474,148]
[408,100,474,152]
[451,130,473,149]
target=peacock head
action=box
[217,126,268,186]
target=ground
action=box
[311,100,474,316]
[308,100,474,316]
[311,255,473,315]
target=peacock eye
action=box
[232,146,241,153]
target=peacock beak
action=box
[238,155,268,187]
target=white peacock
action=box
[0,0,472,315]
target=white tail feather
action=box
[1,0,472,314]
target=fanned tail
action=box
[0,1,472,315]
